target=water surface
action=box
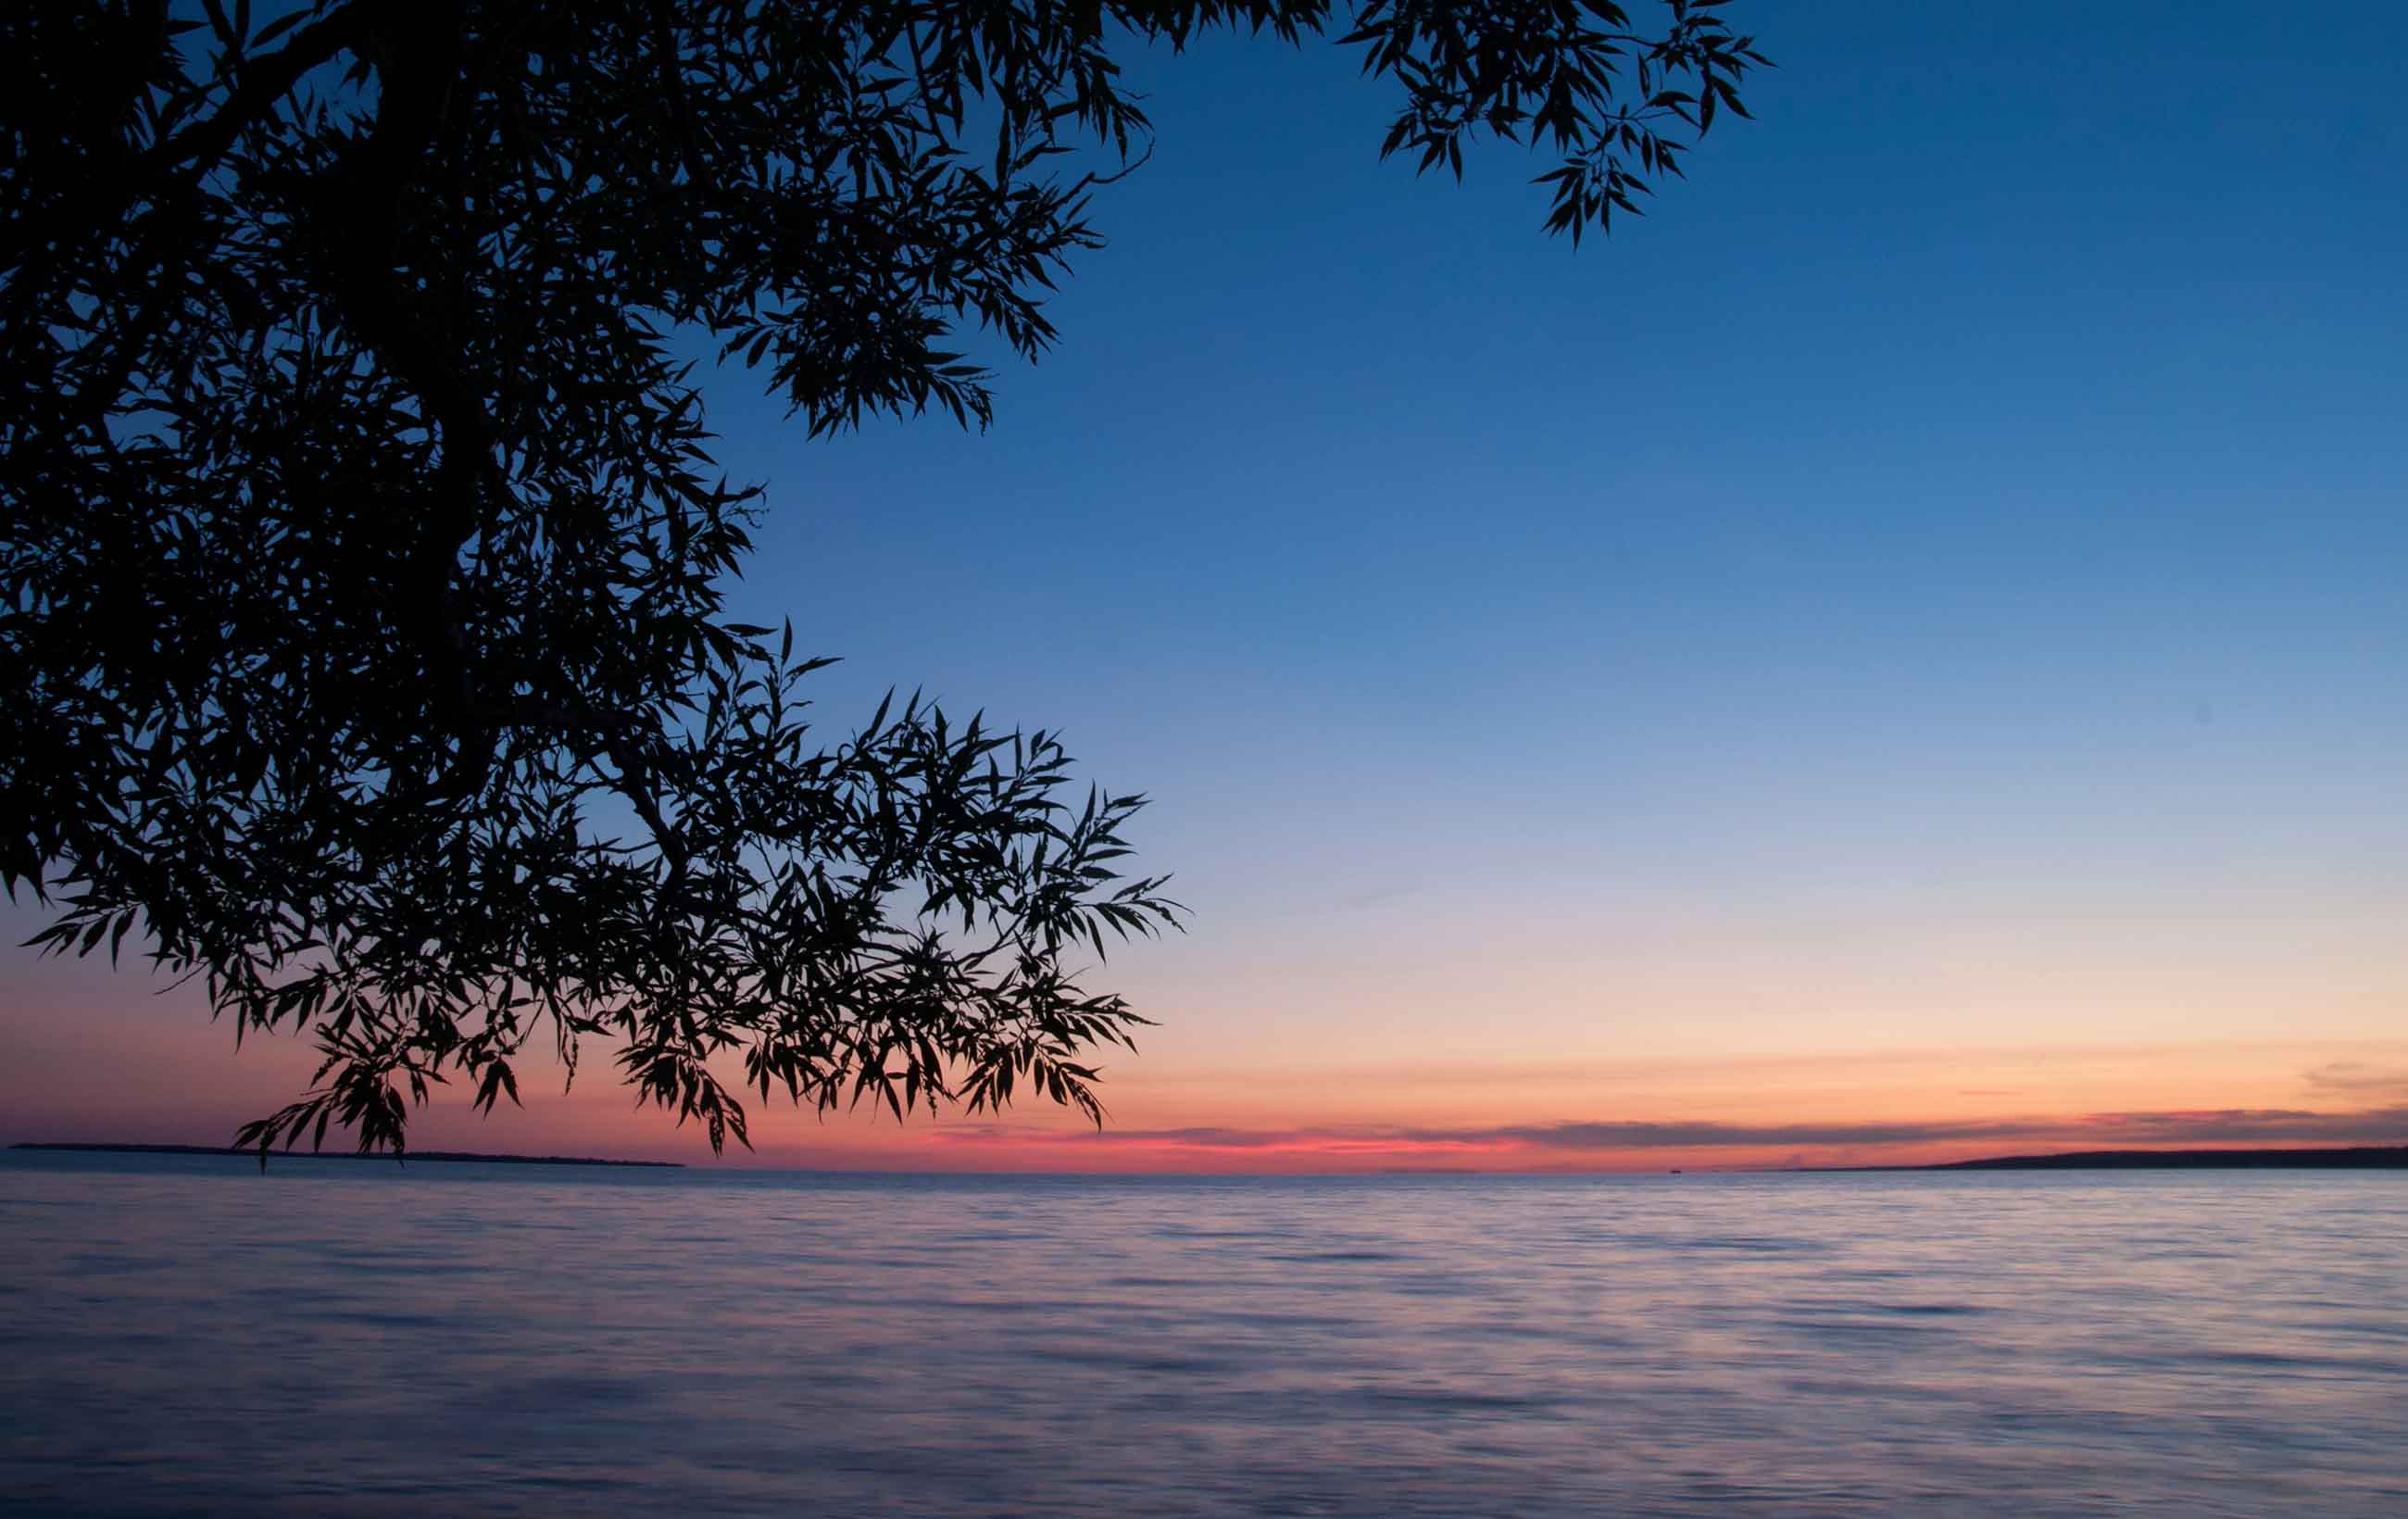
[3,1153,2402,1515]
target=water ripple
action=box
[2,1155,2404,1517]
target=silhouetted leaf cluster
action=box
[0,1,1759,1161]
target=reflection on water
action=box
[3,1154,2403,1516]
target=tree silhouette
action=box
[0,1,1764,1160]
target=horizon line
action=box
[17,1138,2408,1177]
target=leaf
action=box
[8,0,1753,1162]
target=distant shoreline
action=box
[14,1140,2405,1176]
[1829,1145,2408,1172]
[11,1142,681,1169]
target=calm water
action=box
[2,1154,2402,1516]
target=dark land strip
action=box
[1830,1145,2408,1172]
[12,1142,679,1168]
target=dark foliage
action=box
[0,1,1762,1160]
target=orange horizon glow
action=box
[8,954,2405,1174]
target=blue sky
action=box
[6,1,2403,1162]
[683,0,2408,1081]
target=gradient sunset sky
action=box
[6,0,2405,1170]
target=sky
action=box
[5,0,2405,1170]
